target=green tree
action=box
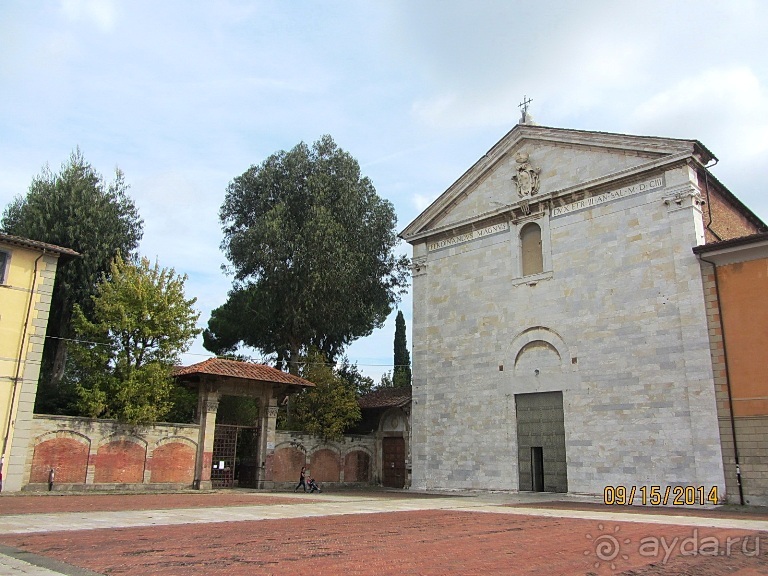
[392,310,412,388]
[285,350,361,441]
[216,395,260,425]
[0,150,143,408]
[337,356,375,397]
[205,135,410,371]
[69,255,200,423]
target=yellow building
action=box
[0,233,78,492]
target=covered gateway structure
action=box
[174,358,314,489]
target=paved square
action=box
[1,492,766,575]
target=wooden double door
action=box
[382,436,406,488]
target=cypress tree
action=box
[392,310,411,388]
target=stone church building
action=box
[400,118,764,500]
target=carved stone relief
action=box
[511,152,541,198]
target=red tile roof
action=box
[358,386,411,409]
[693,231,768,253]
[0,232,80,257]
[173,358,314,388]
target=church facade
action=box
[400,122,764,499]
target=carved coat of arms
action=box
[511,152,541,198]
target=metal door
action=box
[211,425,237,488]
[211,424,260,488]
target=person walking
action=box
[294,465,307,492]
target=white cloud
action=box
[629,67,768,159]
[60,0,118,32]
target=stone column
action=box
[194,387,219,490]
[257,393,279,488]
[409,246,429,490]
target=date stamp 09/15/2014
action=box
[603,485,720,506]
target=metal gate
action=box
[211,424,260,488]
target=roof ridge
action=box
[173,357,315,387]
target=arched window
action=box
[520,222,543,276]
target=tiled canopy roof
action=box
[173,358,314,388]
[358,386,412,409]
[0,232,80,257]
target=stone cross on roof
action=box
[519,95,532,114]
[519,95,534,124]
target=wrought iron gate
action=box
[211,424,260,488]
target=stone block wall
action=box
[411,162,725,495]
[734,417,768,505]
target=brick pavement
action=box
[506,500,768,522]
[0,491,766,575]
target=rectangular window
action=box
[0,250,9,284]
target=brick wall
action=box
[93,439,147,483]
[309,449,339,483]
[26,418,378,491]
[29,435,89,483]
[150,441,197,483]
[343,450,371,482]
[25,415,199,490]
[698,173,763,242]
[271,446,305,483]
[271,431,376,487]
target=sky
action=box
[1,1,767,382]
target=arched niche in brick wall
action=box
[271,444,306,482]
[308,447,340,482]
[30,431,90,483]
[343,449,372,482]
[93,435,147,483]
[149,437,197,483]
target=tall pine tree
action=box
[392,310,411,388]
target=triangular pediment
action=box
[400,124,713,242]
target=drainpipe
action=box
[698,253,744,505]
[1,252,44,491]
[701,166,722,242]
[697,160,743,504]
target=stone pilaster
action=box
[258,394,279,488]
[194,387,219,490]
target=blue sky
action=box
[2,1,767,381]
